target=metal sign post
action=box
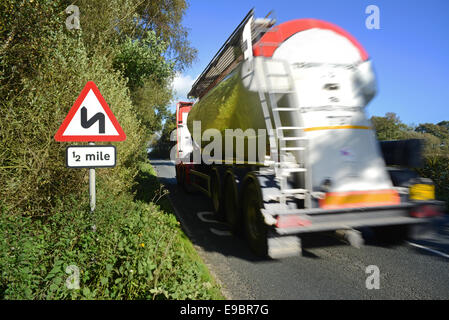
[88,142,96,212]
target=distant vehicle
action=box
[175,9,443,258]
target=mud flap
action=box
[268,235,302,259]
[334,229,364,248]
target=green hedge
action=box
[0,0,221,301]
[0,30,145,216]
[416,155,449,211]
[0,162,223,300]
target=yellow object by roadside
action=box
[410,184,435,201]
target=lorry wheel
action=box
[242,180,268,257]
[224,173,241,233]
[210,169,222,217]
[372,224,409,245]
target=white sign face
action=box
[63,90,120,136]
[66,145,116,168]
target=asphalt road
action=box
[151,159,449,300]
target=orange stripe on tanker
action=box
[319,189,401,209]
[304,125,371,132]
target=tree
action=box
[370,113,410,141]
[0,0,195,214]
[0,1,67,100]
[371,113,448,210]
[112,31,173,90]
[437,121,449,130]
[370,113,448,155]
[133,0,198,71]
[74,0,198,138]
[73,0,197,71]
[132,77,174,136]
[112,31,175,137]
[149,112,177,159]
[415,123,449,141]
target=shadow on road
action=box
[148,160,352,262]
[148,159,175,166]
[170,185,275,263]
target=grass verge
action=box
[0,160,224,300]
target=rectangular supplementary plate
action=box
[66,145,116,168]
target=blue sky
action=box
[172,0,449,125]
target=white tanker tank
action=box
[187,16,391,202]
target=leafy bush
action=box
[149,112,177,159]
[0,162,223,300]
[113,33,175,137]
[371,113,449,210]
[0,0,217,301]
[113,31,173,90]
[0,30,145,215]
[416,155,449,211]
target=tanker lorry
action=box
[174,9,443,258]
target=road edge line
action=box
[406,241,449,259]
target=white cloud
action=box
[172,73,196,101]
[169,73,200,113]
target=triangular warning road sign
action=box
[55,81,126,142]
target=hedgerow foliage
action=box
[0,0,190,215]
[0,163,222,299]
[1,30,145,214]
[371,113,449,209]
[0,0,223,300]
[149,111,177,159]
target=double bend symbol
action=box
[81,106,105,134]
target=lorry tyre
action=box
[223,172,241,233]
[372,224,409,245]
[242,179,268,257]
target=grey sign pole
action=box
[88,142,96,212]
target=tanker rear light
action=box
[410,205,441,218]
[275,215,311,229]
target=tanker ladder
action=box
[255,56,313,209]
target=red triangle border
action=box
[54,81,126,142]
